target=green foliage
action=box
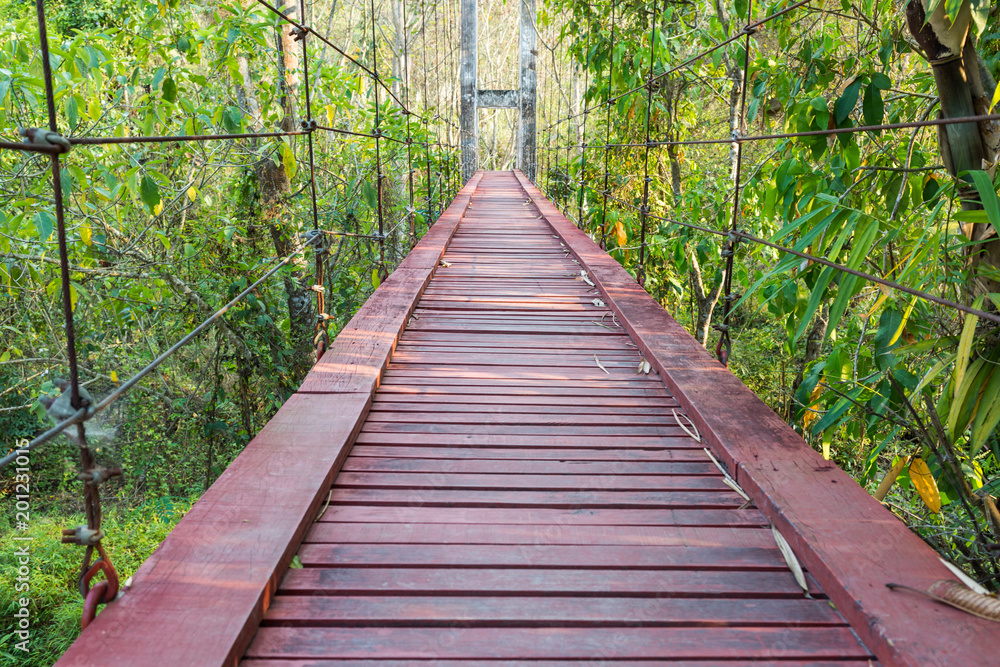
[0,497,194,666]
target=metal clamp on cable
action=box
[712,323,730,333]
[300,119,318,131]
[317,312,334,322]
[742,24,758,36]
[291,26,309,41]
[62,525,104,546]
[77,466,122,486]
[724,292,742,302]
[298,229,324,249]
[19,127,72,153]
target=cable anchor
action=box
[290,26,309,41]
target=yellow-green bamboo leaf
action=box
[971,362,1000,456]
[913,352,956,397]
[874,455,909,501]
[909,458,942,514]
[947,357,988,441]
[952,296,983,407]
[888,297,917,346]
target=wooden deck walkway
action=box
[243,171,872,664]
[58,171,1000,666]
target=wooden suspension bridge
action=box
[55,172,1000,666]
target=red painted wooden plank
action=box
[516,168,1000,664]
[242,660,878,666]
[261,595,843,626]
[326,487,744,509]
[332,472,729,492]
[340,457,718,474]
[278,566,808,594]
[315,506,768,527]
[244,626,872,660]
[347,445,708,461]
[359,423,691,437]
[353,433,701,448]
[302,523,776,548]
[362,412,680,425]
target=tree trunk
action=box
[906,0,1000,296]
[689,248,725,346]
[792,305,829,392]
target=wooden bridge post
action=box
[460,0,478,182]
[460,0,537,182]
[518,0,536,181]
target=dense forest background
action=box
[1,0,1000,663]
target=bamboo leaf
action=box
[873,455,910,501]
[970,361,1000,456]
[888,297,917,346]
[771,526,811,597]
[951,298,980,408]
[909,457,942,513]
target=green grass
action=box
[0,497,194,667]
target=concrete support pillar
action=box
[518,0,537,181]
[460,0,536,181]
[460,0,478,182]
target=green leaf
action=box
[371,268,380,289]
[363,181,377,211]
[862,83,883,127]
[811,387,865,435]
[33,211,54,242]
[140,175,161,211]
[873,308,902,371]
[66,95,79,130]
[970,360,1000,456]
[950,295,982,433]
[834,78,862,125]
[281,142,297,181]
[221,106,242,133]
[162,76,177,103]
[969,171,999,229]
[183,243,196,258]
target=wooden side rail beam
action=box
[514,169,1000,667]
[55,172,484,667]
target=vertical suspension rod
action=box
[638,0,658,287]
[717,0,754,365]
[599,0,615,250]
[371,0,386,275]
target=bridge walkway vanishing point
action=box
[57,171,1000,666]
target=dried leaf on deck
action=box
[673,409,701,442]
[593,298,606,307]
[439,260,451,268]
[594,355,609,374]
[887,580,1000,623]
[772,525,811,597]
[637,358,651,374]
